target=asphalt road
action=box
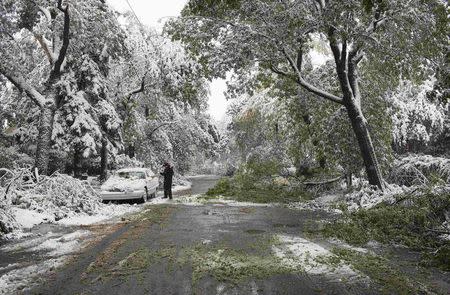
[186,175,222,195]
[27,176,379,295]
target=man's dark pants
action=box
[164,186,172,199]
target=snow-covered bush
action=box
[388,79,447,148]
[0,168,103,236]
[0,206,18,235]
[344,183,406,210]
[0,146,34,169]
[388,154,450,186]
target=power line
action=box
[124,0,145,29]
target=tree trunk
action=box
[345,172,352,189]
[73,148,82,179]
[100,135,108,181]
[128,143,135,158]
[345,101,384,189]
[331,43,384,190]
[35,103,55,175]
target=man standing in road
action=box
[161,162,174,199]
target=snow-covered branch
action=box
[34,34,56,64]
[147,121,178,138]
[0,64,45,107]
[125,74,146,98]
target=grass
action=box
[116,246,177,273]
[178,235,295,286]
[318,248,438,295]
[321,192,450,271]
[205,176,312,204]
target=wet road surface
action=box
[27,176,379,295]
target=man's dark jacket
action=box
[161,166,174,189]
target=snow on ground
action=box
[0,204,141,294]
[288,193,343,213]
[272,234,360,280]
[4,203,141,240]
[289,184,410,213]
[344,183,406,210]
[327,238,370,254]
[0,258,65,295]
[57,203,141,226]
[172,184,192,193]
[1,230,91,257]
[173,194,274,207]
[10,208,54,229]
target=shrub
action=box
[206,178,231,197]
[206,159,311,203]
[0,146,33,169]
[323,191,450,270]
[389,154,450,186]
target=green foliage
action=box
[206,159,311,203]
[422,244,450,271]
[322,192,450,270]
[327,248,431,294]
[183,0,241,17]
[205,177,231,197]
[178,235,293,286]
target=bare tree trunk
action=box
[345,101,384,189]
[100,135,108,181]
[35,103,55,175]
[128,143,135,158]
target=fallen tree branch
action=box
[393,187,420,205]
[303,175,342,186]
[425,228,450,235]
[2,170,25,200]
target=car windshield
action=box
[117,171,145,180]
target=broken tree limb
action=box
[303,175,343,186]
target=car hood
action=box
[101,176,146,192]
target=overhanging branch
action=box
[281,47,344,105]
[34,34,54,64]
[125,74,146,99]
[148,121,177,138]
[52,0,70,77]
[0,64,46,108]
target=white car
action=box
[100,168,159,203]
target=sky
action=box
[106,0,230,121]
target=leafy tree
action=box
[104,14,218,173]
[0,0,125,174]
[168,0,448,189]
